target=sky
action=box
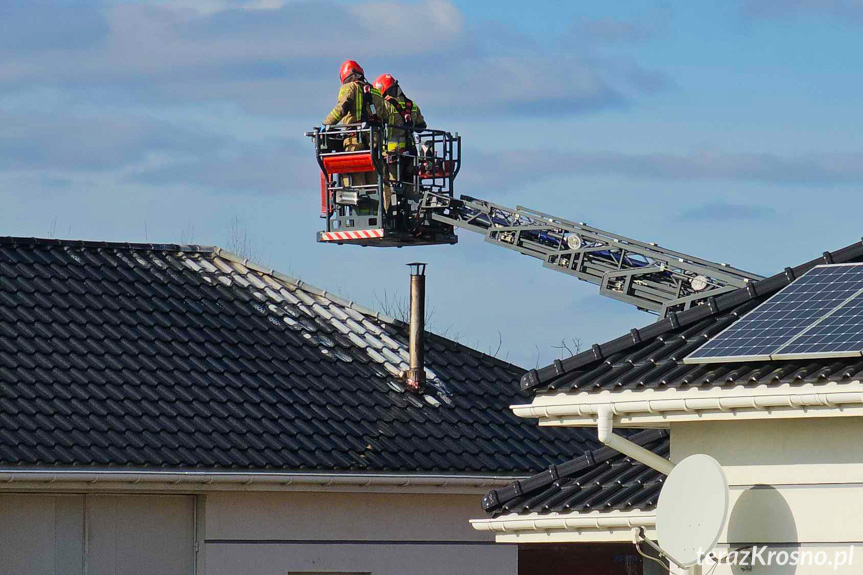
[2,0,863,368]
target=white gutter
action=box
[0,470,525,494]
[596,406,675,475]
[513,390,863,425]
[471,511,656,533]
[467,409,670,541]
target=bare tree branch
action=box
[374,289,410,323]
[373,289,437,328]
[552,337,582,359]
[488,330,503,358]
[180,222,195,245]
[227,215,254,260]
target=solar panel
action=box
[685,264,863,363]
[776,290,863,357]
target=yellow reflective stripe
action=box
[355,84,362,120]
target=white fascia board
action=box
[511,380,863,427]
[0,470,526,495]
[470,511,656,543]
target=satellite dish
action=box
[656,454,729,567]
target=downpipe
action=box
[596,406,675,475]
[598,408,699,573]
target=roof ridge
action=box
[213,247,401,324]
[0,236,214,254]
[1,238,399,325]
[211,248,526,373]
[1,237,528,373]
[482,429,668,514]
[521,240,863,391]
[425,331,526,374]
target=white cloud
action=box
[0,1,463,82]
[353,0,463,49]
[0,111,225,172]
[141,0,291,15]
[0,1,663,118]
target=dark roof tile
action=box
[523,241,863,393]
[484,430,669,517]
[0,238,598,474]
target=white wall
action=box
[0,494,84,575]
[0,494,195,575]
[203,491,516,575]
[671,418,863,574]
[0,487,514,575]
[205,491,490,541]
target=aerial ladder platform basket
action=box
[306,123,460,247]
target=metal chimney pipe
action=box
[405,262,427,393]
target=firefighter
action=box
[322,60,380,193]
[373,74,426,216]
[373,73,426,152]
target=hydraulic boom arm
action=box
[430,196,763,317]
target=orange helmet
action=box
[339,60,364,83]
[373,73,397,96]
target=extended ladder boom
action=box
[430,196,763,317]
[306,126,762,317]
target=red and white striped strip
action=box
[320,229,384,242]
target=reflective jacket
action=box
[384,94,426,151]
[323,81,395,148]
[323,80,373,126]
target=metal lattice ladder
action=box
[430,195,763,317]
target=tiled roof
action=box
[522,241,863,394]
[0,237,598,473]
[482,429,668,517]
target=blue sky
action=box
[2,0,862,367]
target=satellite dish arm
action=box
[633,527,702,574]
[597,406,675,475]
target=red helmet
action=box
[373,73,397,96]
[339,60,364,83]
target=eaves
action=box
[0,470,527,495]
[470,510,656,543]
[511,380,863,427]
